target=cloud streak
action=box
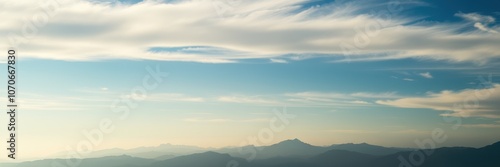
[183,117,269,123]
[1,0,499,63]
[456,12,499,34]
[377,84,500,118]
[419,72,433,79]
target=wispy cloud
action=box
[183,117,269,123]
[2,0,500,63]
[270,58,288,64]
[285,92,351,101]
[456,12,499,33]
[462,124,500,128]
[349,100,371,104]
[216,91,397,107]
[419,72,433,79]
[146,93,206,102]
[377,84,500,118]
[284,91,397,107]
[217,95,281,105]
[350,92,400,99]
[324,129,429,135]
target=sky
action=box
[1,0,500,161]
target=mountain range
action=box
[2,139,499,167]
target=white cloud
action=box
[285,92,351,101]
[284,91,396,107]
[419,72,433,79]
[462,124,500,128]
[403,78,414,81]
[216,91,396,107]
[147,93,206,102]
[350,92,399,99]
[217,96,281,105]
[456,12,499,33]
[324,129,428,135]
[270,58,288,63]
[1,0,500,63]
[183,117,269,123]
[349,100,370,104]
[456,12,495,23]
[377,84,500,118]
[474,22,499,34]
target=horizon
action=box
[1,0,500,164]
[4,139,500,163]
[61,138,500,151]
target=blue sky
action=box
[1,0,500,161]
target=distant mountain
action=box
[328,142,413,155]
[248,141,500,167]
[5,140,500,167]
[67,143,206,159]
[220,138,409,159]
[153,154,177,161]
[356,141,500,167]
[47,139,409,161]
[256,138,329,159]
[11,155,155,167]
[218,138,330,159]
[311,149,376,167]
[149,151,248,167]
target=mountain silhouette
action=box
[4,155,154,167]
[328,142,413,155]
[67,143,206,159]
[3,140,500,167]
[256,138,329,159]
[363,141,500,167]
[311,149,376,167]
[149,151,248,167]
[219,138,409,159]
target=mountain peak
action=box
[273,138,313,147]
[280,138,307,144]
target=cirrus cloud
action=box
[1,0,499,63]
[377,83,500,118]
